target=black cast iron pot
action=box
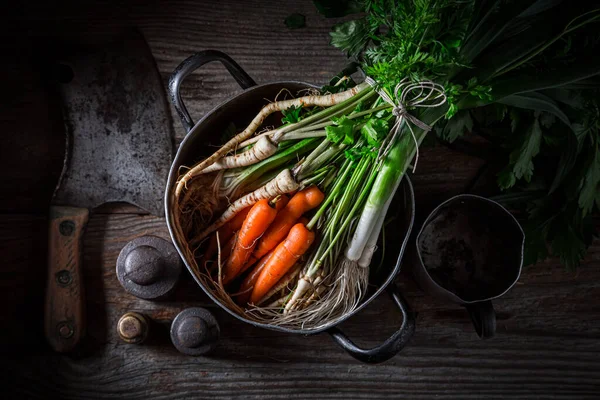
[165,50,416,363]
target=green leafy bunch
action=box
[325,0,490,117]
[315,0,600,269]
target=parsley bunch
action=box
[316,0,600,269]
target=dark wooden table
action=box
[2,1,600,398]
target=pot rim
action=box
[165,80,416,334]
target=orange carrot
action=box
[242,216,309,273]
[237,217,308,305]
[222,198,281,284]
[274,194,290,211]
[235,248,275,305]
[249,222,315,304]
[252,186,324,261]
[199,206,251,270]
[200,197,288,271]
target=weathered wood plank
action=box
[4,197,600,399]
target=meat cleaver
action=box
[45,30,174,352]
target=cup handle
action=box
[464,300,496,339]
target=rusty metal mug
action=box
[412,194,524,339]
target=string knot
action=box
[392,105,406,118]
[365,76,447,171]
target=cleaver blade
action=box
[45,30,173,352]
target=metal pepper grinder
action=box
[170,308,220,356]
[116,236,182,300]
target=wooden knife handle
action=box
[44,206,89,352]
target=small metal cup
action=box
[412,194,524,339]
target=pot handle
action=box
[327,284,416,364]
[168,50,257,133]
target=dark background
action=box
[2,1,599,398]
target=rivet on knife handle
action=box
[44,206,89,352]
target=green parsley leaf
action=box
[353,100,365,113]
[330,19,374,57]
[446,103,459,119]
[510,117,542,182]
[361,119,389,147]
[344,146,376,161]
[281,105,302,125]
[497,168,516,190]
[578,147,600,217]
[446,39,461,48]
[325,116,356,145]
[440,110,473,143]
[375,108,391,119]
[539,112,556,128]
[344,148,361,161]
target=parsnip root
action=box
[174,83,368,197]
[199,136,278,174]
[195,169,299,242]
